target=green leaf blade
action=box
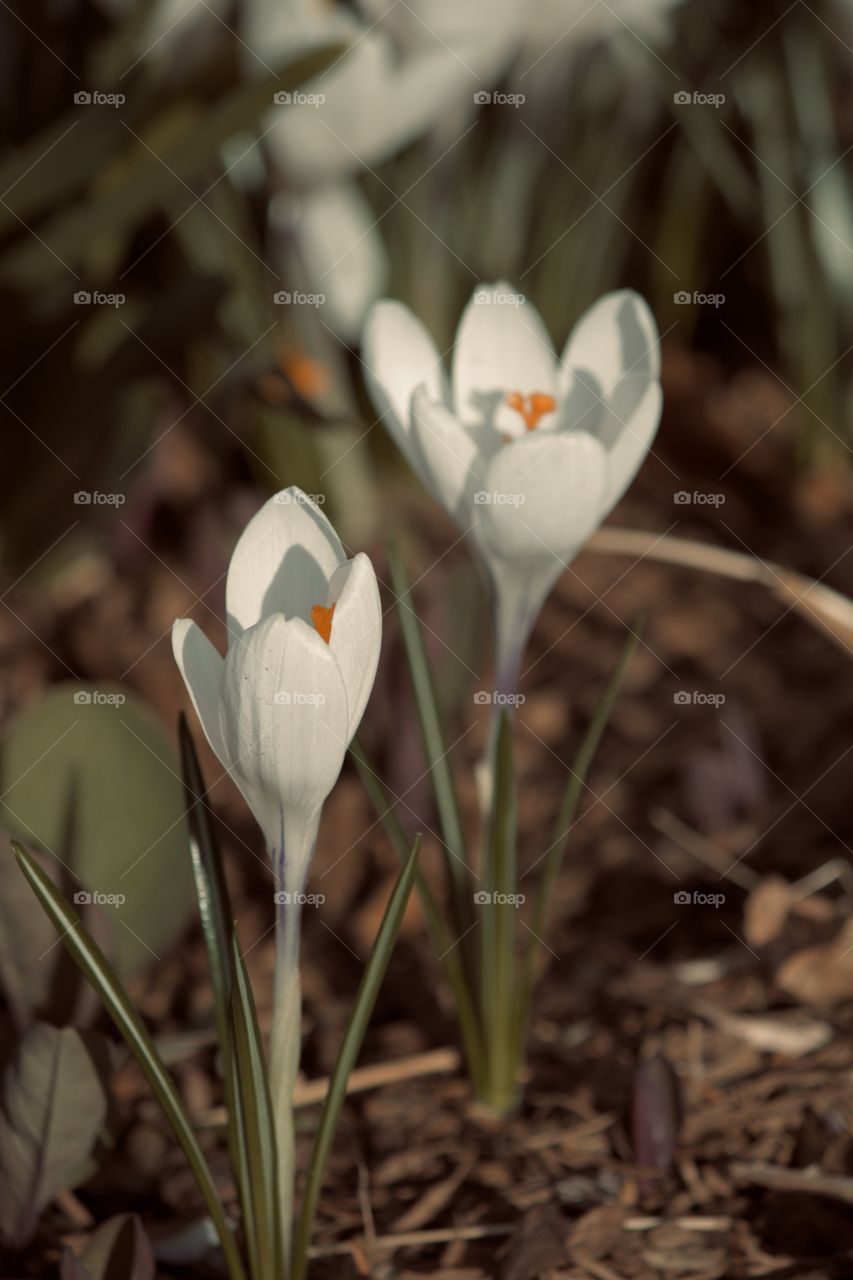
[292,835,421,1280]
[229,935,282,1280]
[12,843,246,1280]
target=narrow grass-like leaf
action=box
[229,936,282,1280]
[387,542,474,952]
[521,621,642,1014]
[179,714,234,1043]
[291,835,421,1280]
[12,843,246,1280]
[479,711,518,1113]
[350,737,485,1091]
[178,716,258,1275]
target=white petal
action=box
[410,385,485,524]
[172,619,227,765]
[225,488,344,638]
[477,430,607,563]
[361,299,447,477]
[452,282,556,429]
[219,614,350,850]
[600,377,663,514]
[283,183,388,343]
[325,552,382,741]
[262,33,477,185]
[559,289,660,398]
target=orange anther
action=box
[505,390,556,431]
[311,602,336,645]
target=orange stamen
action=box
[311,602,336,645]
[505,390,556,431]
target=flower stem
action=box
[268,815,318,1274]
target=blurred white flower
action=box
[362,283,662,692]
[248,0,522,336]
[270,184,390,344]
[172,487,381,883]
[248,0,522,186]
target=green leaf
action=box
[12,843,246,1280]
[0,1024,109,1248]
[0,833,99,1029]
[64,1212,155,1280]
[387,543,474,951]
[350,737,485,1092]
[291,835,421,1280]
[522,621,642,1014]
[0,683,195,976]
[178,716,234,1059]
[178,717,258,1273]
[229,936,282,1280]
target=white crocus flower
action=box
[171,486,381,1252]
[246,0,522,335]
[362,283,662,696]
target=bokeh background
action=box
[5,1,853,1276]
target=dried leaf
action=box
[0,1025,108,1248]
[776,919,853,1006]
